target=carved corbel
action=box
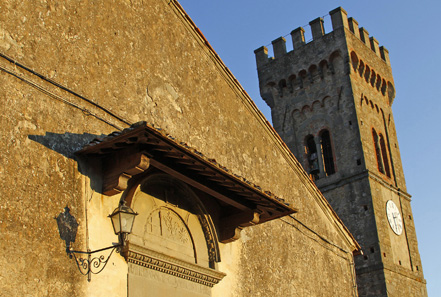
[219,211,260,243]
[102,150,150,196]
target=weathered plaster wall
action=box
[0,1,358,296]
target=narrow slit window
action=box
[372,129,384,174]
[320,130,335,176]
[379,134,391,177]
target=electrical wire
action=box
[0,64,124,131]
[280,214,352,258]
[280,215,358,296]
[0,52,131,129]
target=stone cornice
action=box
[127,243,226,287]
[356,262,426,284]
[367,171,411,200]
[318,169,411,201]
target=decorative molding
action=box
[127,243,226,287]
[198,214,220,263]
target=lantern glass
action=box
[109,203,138,236]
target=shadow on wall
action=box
[28,131,105,193]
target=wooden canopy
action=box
[77,122,297,242]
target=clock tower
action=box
[254,7,427,296]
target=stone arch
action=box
[358,60,365,77]
[381,79,387,96]
[288,74,296,92]
[319,60,329,77]
[322,96,333,108]
[364,65,371,83]
[299,69,308,88]
[301,105,311,113]
[350,51,359,71]
[292,108,305,121]
[376,74,381,90]
[279,79,287,96]
[312,100,322,111]
[309,64,319,82]
[329,51,343,74]
[387,82,395,104]
[370,69,376,87]
[126,173,221,268]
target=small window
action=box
[320,130,335,176]
[373,128,391,177]
[372,129,384,174]
[379,134,391,177]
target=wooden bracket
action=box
[219,211,260,243]
[102,150,150,196]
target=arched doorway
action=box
[126,174,225,297]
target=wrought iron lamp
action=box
[55,202,138,281]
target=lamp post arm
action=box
[68,243,123,282]
[69,243,122,255]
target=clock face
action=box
[386,200,403,235]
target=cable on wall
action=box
[0,52,132,129]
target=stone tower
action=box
[255,7,427,297]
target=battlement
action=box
[255,7,390,68]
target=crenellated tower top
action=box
[255,7,396,110]
[255,7,390,68]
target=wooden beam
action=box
[149,159,251,212]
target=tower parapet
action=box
[255,7,390,69]
[255,7,396,111]
[291,27,305,49]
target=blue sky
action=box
[178,0,440,294]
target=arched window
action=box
[379,134,391,177]
[305,135,319,180]
[372,129,384,174]
[320,130,335,176]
